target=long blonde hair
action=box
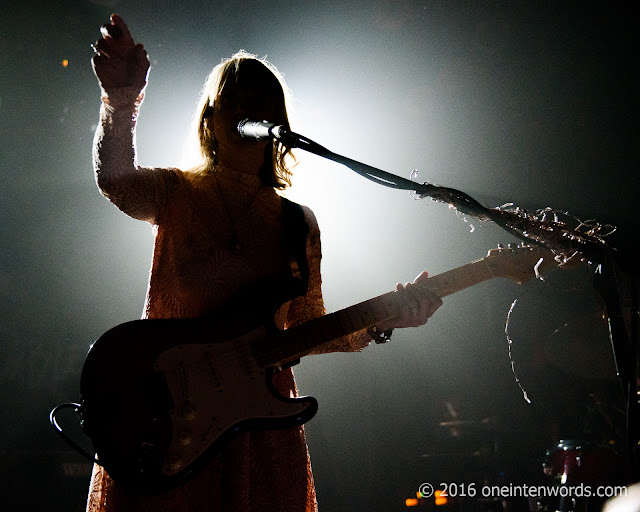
[184,51,295,188]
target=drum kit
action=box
[419,311,632,512]
[537,313,630,511]
[541,438,629,512]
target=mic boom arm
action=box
[277,126,615,265]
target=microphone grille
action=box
[237,118,250,137]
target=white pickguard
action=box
[154,325,308,477]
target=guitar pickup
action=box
[204,349,224,392]
[177,364,191,402]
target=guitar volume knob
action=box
[178,431,192,445]
[182,405,197,421]
[165,455,184,472]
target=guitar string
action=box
[158,253,525,381]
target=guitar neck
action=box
[254,258,498,369]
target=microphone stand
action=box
[279,129,428,190]
[277,128,610,262]
[278,129,495,219]
[277,127,640,480]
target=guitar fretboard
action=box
[253,258,497,368]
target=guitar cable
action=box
[49,402,101,464]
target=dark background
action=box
[0,1,636,510]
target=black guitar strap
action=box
[280,196,310,296]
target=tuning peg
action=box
[497,243,504,249]
[508,243,518,250]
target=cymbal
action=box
[419,451,482,459]
[543,311,617,380]
[439,417,499,429]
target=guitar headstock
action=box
[484,243,575,284]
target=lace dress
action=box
[86,85,371,512]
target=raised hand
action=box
[91,14,149,90]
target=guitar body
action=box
[68,244,565,493]
[80,317,318,493]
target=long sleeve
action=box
[285,207,372,353]
[93,85,179,224]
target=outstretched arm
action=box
[92,14,178,224]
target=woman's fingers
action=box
[396,275,442,327]
[91,14,148,89]
[100,14,131,43]
[93,37,111,56]
[414,270,430,283]
[95,14,135,58]
[371,271,441,333]
[111,14,133,42]
[100,23,122,40]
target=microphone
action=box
[237,119,288,141]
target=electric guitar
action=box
[77,244,567,493]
